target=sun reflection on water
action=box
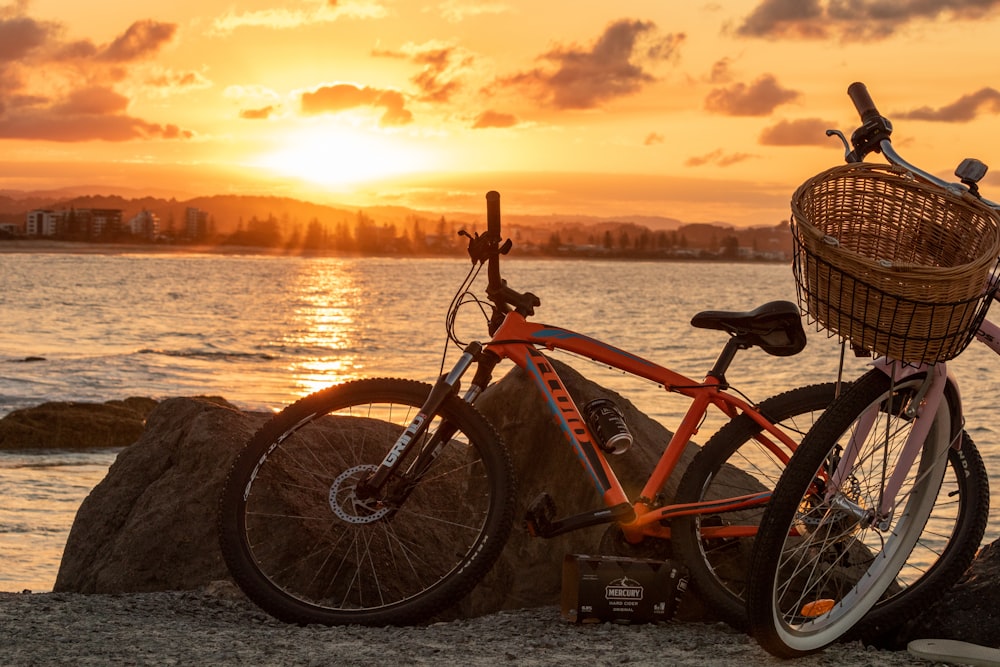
[281,259,365,397]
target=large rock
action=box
[0,397,158,449]
[54,363,1000,639]
[55,360,706,616]
[877,538,1000,649]
[455,359,702,618]
[54,396,265,592]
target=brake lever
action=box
[826,129,852,162]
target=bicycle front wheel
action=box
[218,378,515,626]
[748,368,954,657]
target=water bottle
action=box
[584,398,633,455]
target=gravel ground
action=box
[0,585,935,666]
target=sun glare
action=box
[253,124,432,189]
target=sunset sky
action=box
[4,0,1000,225]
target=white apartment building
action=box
[26,210,60,236]
[129,209,160,239]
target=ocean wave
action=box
[0,450,121,469]
[0,523,66,534]
[135,348,278,361]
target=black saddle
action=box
[690,300,806,357]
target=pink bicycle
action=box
[748,82,996,657]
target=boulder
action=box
[54,396,266,592]
[875,538,1000,649]
[53,363,1000,637]
[0,397,158,449]
[56,360,710,617]
[455,359,705,618]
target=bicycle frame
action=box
[477,308,798,541]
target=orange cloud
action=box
[373,42,474,103]
[495,19,684,109]
[0,110,192,141]
[210,0,386,35]
[99,20,176,62]
[759,117,836,145]
[299,83,413,126]
[55,87,129,115]
[0,15,53,62]
[472,110,518,128]
[705,74,799,116]
[0,9,191,142]
[240,105,278,120]
[896,88,1000,122]
[708,58,733,84]
[684,149,757,167]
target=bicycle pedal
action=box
[523,492,557,537]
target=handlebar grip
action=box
[486,190,501,238]
[485,190,503,295]
[847,82,880,123]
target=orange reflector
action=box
[800,599,835,617]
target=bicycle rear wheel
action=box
[218,378,515,626]
[748,368,954,657]
[674,380,988,635]
[672,382,836,629]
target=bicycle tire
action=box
[747,367,958,657]
[218,378,516,626]
[672,382,838,630]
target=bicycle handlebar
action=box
[485,190,503,296]
[472,190,540,324]
[845,82,1000,209]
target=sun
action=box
[252,121,434,189]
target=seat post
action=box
[709,335,750,387]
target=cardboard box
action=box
[561,554,687,624]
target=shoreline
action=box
[0,587,926,666]
[0,239,294,256]
[0,238,787,262]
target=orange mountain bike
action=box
[217,192,981,628]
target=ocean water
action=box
[1,251,998,592]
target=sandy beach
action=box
[0,583,934,666]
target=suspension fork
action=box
[359,342,495,499]
[829,360,949,520]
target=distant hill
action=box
[0,190,691,235]
[0,188,791,258]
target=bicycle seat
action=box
[690,300,806,357]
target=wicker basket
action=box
[791,162,1000,364]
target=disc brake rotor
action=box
[329,464,391,524]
